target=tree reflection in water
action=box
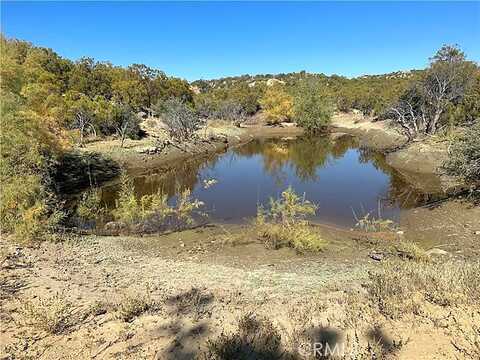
[97,135,447,225]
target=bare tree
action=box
[73,109,96,147]
[390,45,475,139]
[114,106,139,148]
[159,98,202,141]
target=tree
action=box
[293,80,333,133]
[112,104,140,147]
[260,85,294,124]
[390,45,476,138]
[157,98,202,141]
[67,93,96,147]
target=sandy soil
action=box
[330,113,407,151]
[2,197,479,359]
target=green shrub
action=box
[255,187,326,252]
[76,188,104,220]
[113,173,204,227]
[444,122,480,184]
[293,80,333,133]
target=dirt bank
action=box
[330,113,465,192]
[83,124,303,177]
[330,113,407,151]
[2,203,479,359]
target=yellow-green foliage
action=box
[259,85,294,124]
[0,90,64,242]
[113,173,204,225]
[255,187,326,252]
[76,188,104,220]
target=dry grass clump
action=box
[19,293,74,334]
[199,313,286,360]
[115,292,157,322]
[367,260,480,319]
[394,239,430,263]
[353,212,396,233]
[452,312,480,359]
[255,187,326,252]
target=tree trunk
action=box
[428,109,442,134]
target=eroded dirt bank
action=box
[330,113,464,193]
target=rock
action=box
[137,146,158,154]
[369,253,384,261]
[474,231,480,235]
[425,248,449,256]
[104,221,127,235]
[396,230,405,235]
[266,78,285,87]
[330,132,352,141]
[279,122,297,128]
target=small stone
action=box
[396,230,404,235]
[179,243,185,247]
[369,253,384,261]
[474,231,480,235]
[426,248,449,256]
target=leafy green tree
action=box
[292,80,333,133]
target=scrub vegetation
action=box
[1,32,479,359]
[255,187,326,252]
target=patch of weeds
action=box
[366,260,480,319]
[394,240,430,263]
[167,287,214,320]
[199,313,285,360]
[255,187,326,252]
[353,212,396,233]
[452,312,480,359]
[89,300,109,316]
[112,173,205,233]
[115,292,157,322]
[18,293,74,334]
[76,188,105,221]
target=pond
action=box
[100,135,443,228]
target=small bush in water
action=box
[113,173,204,227]
[255,187,326,252]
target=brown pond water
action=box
[99,136,445,228]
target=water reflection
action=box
[100,136,445,227]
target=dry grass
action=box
[199,313,285,360]
[366,260,480,319]
[115,292,156,322]
[18,293,74,334]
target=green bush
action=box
[255,187,326,252]
[444,122,480,183]
[292,80,333,133]
[112,173,204,227]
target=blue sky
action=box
[2,1,479,80]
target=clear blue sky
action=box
[2,1,479,81]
